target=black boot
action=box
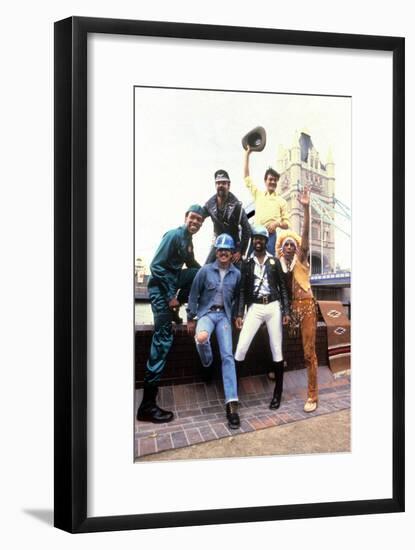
[136,384,174,423]
[226,401,240,429]
[234,361,244,387]
[269,361,284,410]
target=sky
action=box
[134,86,351,271]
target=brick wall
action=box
[135,316,328,388]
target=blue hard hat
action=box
[214,233,235,250]
[252,225,269,240]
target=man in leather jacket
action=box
[234,226,290,410]
[203,169,251,266]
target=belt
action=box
[209,305,225,312]
[252,295,278,305]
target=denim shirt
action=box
[187,260,241,323]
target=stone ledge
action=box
[135,322,328,388]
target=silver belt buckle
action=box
[263,295,269,304]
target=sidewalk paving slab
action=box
[135,366,350,460]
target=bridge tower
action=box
[277,130,336,273]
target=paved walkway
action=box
[139,409,351,461]
[135,367,351,460]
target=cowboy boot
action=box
[136,384,174,423]
[269,361,284,410]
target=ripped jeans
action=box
[195,311,238,403]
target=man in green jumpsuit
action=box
[136,205,205,423]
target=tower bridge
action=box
[246,129,351,309]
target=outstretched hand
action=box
[299,186,311,207]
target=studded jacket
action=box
[203,192,251,255]
[236,255,289,318]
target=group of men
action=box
[136,146,319,430]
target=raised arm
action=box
[299,186,311,263]
[243,146,252,178]
[243,147,258,199]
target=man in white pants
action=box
[234,226,290,409]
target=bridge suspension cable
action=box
[310,195,351,238]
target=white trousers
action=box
[234,301,283,362]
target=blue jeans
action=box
[195,311,238,403]
[266,231,277,255]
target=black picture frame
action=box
[54,16,405,533]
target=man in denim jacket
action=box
[187,234,241,429]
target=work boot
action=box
[226,401,240,429]
[269,360,284,410]
[136,384,174,423]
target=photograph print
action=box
[134,86,351,462]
